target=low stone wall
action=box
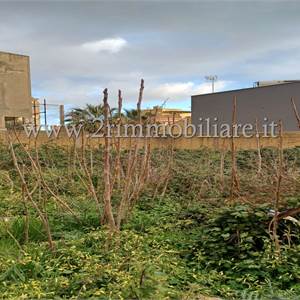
[1,130,300,150]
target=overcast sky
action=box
[1,0,300,110]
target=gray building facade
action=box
[191,82,300,134]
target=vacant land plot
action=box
[0,144,299,299]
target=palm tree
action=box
[123,109,139,122]
[65,104,115,132]
[65,104,104,124]
[122,108,151,123]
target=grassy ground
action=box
[0,146,299,299]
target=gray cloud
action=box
[1,1,300,108]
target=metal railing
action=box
[32,99,65,128]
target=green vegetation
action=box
[0,145,300,299]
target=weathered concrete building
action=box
[0,51,33,128]
[191,81,300,134]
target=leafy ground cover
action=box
[0,146,299,299]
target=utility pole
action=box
[33,100,37,127]
[205,75,218,93]
[59,105,65,125]
[43,99,47,126]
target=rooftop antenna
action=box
[205,75,218,93]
